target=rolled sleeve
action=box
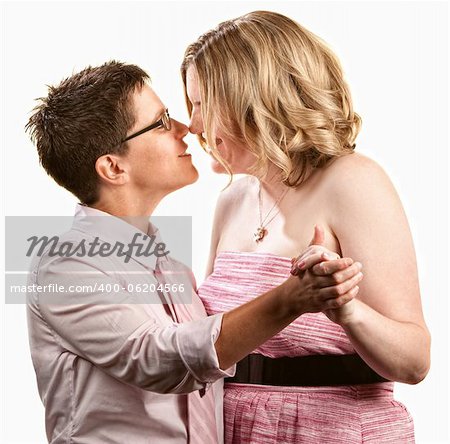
[33,254,234,395]
[175,312,236,383]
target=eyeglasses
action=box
[122,109,171,142]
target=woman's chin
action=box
[210,158,228,174]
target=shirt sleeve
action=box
[32,254,234,394]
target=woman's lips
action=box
[177,142,191,157]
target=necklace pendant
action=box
[254,227,267,243]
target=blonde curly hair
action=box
[181,10,361,186]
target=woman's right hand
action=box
[282,225,363,317]
[282,256,363,316]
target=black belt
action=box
[225,353,389,386]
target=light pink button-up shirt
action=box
[27,204,234,444]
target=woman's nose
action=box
[189,111,204,135]
[171,118,189,138]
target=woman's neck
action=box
[91,190,163,233]
[257,164,290,198]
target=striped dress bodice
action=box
[198,251,355,358]
[197,251,414,444]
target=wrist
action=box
[339,299,364,328]
[277,278,305,319]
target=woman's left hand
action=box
[291,225,359,326]
[290,224,340,272]
[310,254,358,325]
[323,298,357,325]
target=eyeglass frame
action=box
[121,109,171,142]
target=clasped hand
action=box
[286,225,362,324]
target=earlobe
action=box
[95,154,128,185]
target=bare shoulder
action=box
[208,175,253,262]
[215,175,253,214]
[319,154,422,326]
[324,152,387,181]
[321,152,395,201]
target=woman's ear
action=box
[95,154,129,186]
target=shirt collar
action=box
[71,203,167,271]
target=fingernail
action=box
[290,267,299,276]
[297,260,306,269]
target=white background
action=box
[1,1,448,443]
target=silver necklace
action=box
[254,182,289,243]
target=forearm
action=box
[214,255,363,370]
[215,284,298,369]
[341,299,430,384]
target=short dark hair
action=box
[26,60,149,204]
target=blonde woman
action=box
[182,11,430,444]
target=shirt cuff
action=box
[175,313,236,384]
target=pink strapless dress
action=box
[198,251,415,443]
